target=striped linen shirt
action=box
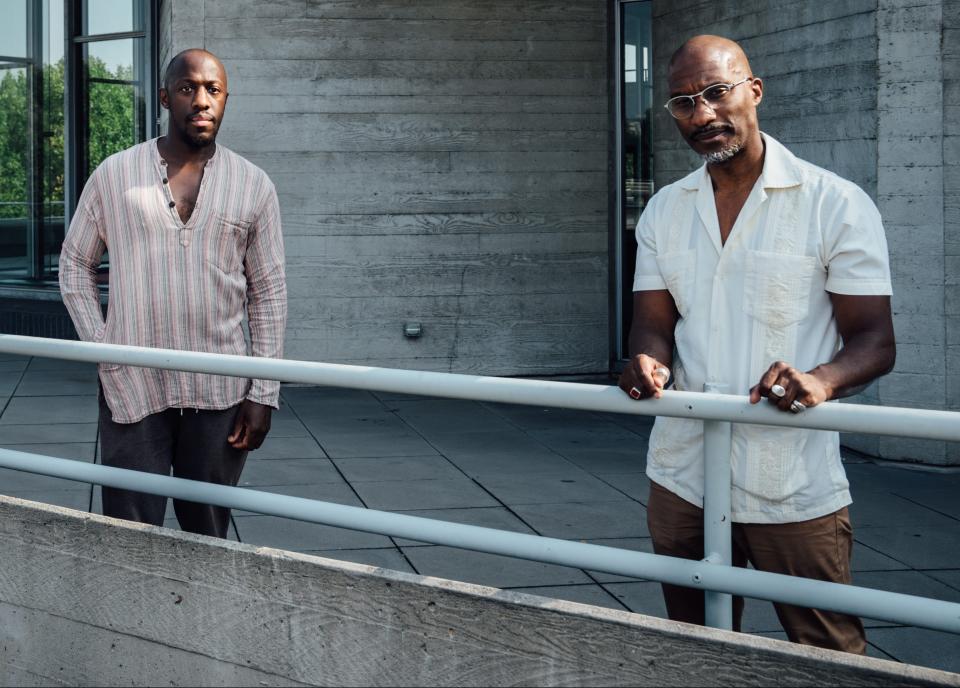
[59,138,287,424]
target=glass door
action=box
[614,0,654,361]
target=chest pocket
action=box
[655,250,696,318]
[203,214,250,273]
[742,250,818,328]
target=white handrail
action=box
[1,334,958,441]
[1,334,958,637]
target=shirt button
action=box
[162,178,168,184]
[168,201,175,208]
[160,159,167,166]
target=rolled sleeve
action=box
[823,188,893,296]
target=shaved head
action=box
[163,49,227,91]
[668,35,753,83]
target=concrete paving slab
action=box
[238,458,344,487]
[400,545,592,588]
[303,414,438,458]
[247,435,327,460]
[594,472,651,502]
[581,537,655,583]
[855,525,960,569]
[866,627,960,673]
[0,422,98,444]
[925,570,960,592]
[332,455,464,482]
[390,506,538,547]
[849,492,958,528]
[303,547,415,574]
[845,463,960,493]
[475,470,633,506]
[478,403,608,432]
[234,515,392,551]
[0,359,29,372]
[263,417,313,438]
[507,584,628,611]
[0,395,98,424]
[370,390,445,402]
[352,478,499,511]
[853,542,910,572]
[14,368,98,396]
[24,358,96,372]
[892,489,960,521]
[389,399,517,435]
[431,431,578,475]
[511,500,648,539]
[233,482,363,516]
[602,580,667,617]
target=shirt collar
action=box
[677,132,803,191]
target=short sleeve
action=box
[632,199,667,292]
[823,186,893,296]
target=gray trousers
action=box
[98,392,247,538]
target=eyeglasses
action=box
[663,77,754,120]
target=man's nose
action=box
[192,86,211,109]
[688,96,716,126]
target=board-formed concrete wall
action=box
[2,495,958,687]
[159,0,610,377]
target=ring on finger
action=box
[790,400,806,413]
[770,384,786,398]
[629,386,641,400]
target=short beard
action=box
[701,141,743,165]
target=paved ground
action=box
[1,354,959,674]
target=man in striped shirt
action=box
[59,49,287,538]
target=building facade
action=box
[1,0,956,464]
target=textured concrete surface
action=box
[0,356,958,674]
[5,497,957,687]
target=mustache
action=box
[693,124,730,138]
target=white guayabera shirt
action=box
[634,133,892,523]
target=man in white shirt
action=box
[619,35,896,653]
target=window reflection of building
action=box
[0,0,154,285]
[616,1,654,360]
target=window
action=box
[614,1,653,360]
[0,0,155,283]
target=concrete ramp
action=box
[0,495,956,687]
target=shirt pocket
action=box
[737,424,810,503]
[203,214,250,273]
[655,250,696,318]
[741,250,818,328]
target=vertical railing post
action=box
[703,382,733,630]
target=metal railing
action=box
[1,333,959,637]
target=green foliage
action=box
[0,56,139,220]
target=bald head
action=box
[163,49,227,91]
[668,35,753,83]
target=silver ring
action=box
[770,384,786,398]
[790,400,806,413]
[653,366,670,383]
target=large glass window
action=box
[0,0,154,283]
[615,1,654,360]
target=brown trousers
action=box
[647,481,866,654]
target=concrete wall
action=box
[159,0,611,376]
[2,495,957,687]
[945,1,960,460]
[651,1,957,464]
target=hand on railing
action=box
[619,353,671,400]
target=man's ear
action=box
[159,87,170,110]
